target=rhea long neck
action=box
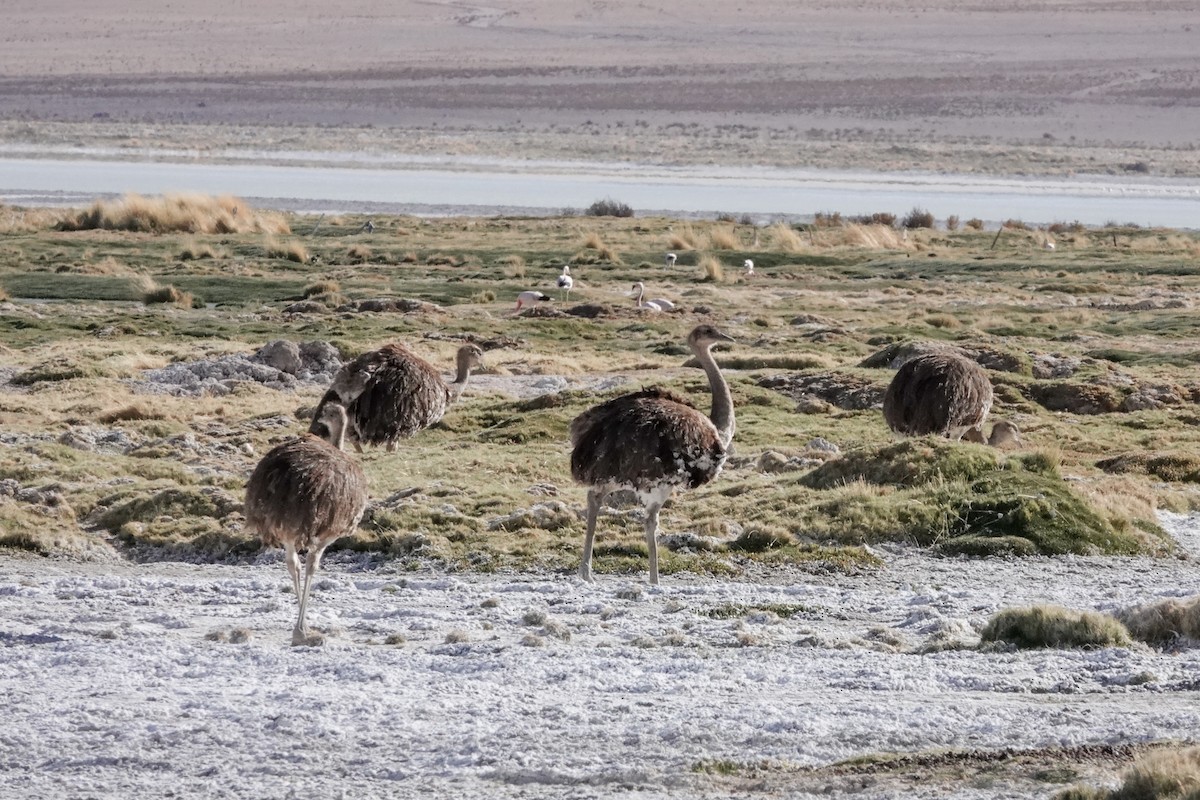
[322,407,348,451]
[693,341,735,448]
[449,349,475,401]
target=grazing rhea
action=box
[883,351,993,441]
[963,419,1021,447]
[665,252,677,269]
[515,290,552,311]
[743,259,755,275]
[632,281,676,312]
[556,265,574,300]
[246,402,368,646]
[570,324,735,585]
[311,342,484,453]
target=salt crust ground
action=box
[1,514,1198,799]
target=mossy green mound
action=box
[982,605,1131,649]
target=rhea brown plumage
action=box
[882,351,994,441]
[311,342,484,452]
[246,402,368,646]
[570,324,735,584]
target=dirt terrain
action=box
[2,0,1199,176]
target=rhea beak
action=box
[716,332,736,344]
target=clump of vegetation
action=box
[580,232,618,262]
[264,237,310,263]
[97,404,165,423]
[303,280,340,298]
[345,244,372,263]
[1118,596,1200,646]
[178,238,219,260]
[11,358,105,386]
[902,207,935,229]
[668,224,699,250]
[59,193,288,234]
[498,254,526,278]
[708,226,738,250]
[965,217,985,230]
[769,222,805,252]
[142,281,196,308]
[699,255,725,282]
[1057,747,1200,799]
[945,215,960,231]
[813,211,843,228]
[981,605,1131,649]
[585,198,633,217]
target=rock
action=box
[487,501,576,532]
[757,451,792,473]
[355,297,441,314]
[1031,353,1083,379]
[1121,384,1185,412]
[861,340,1029,374]
[794,394,833,414]
[805,437,840,454]
[253,340,302,375]
[281,300,328,315]
[759,371,884,411]
[1026,381,1121,415]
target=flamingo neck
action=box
[693,342,735,448]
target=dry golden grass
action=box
[0,204,64,233]
[179,238,220,261]
[768,222,806,252]
[346,244,372,263]
[981,605,1131,649]
[1058,747,1200,799]
[708,226,738,250]
[97,403,166,423]
[499,254,526,278]
[699,255,725,282]
[138,277,194,308]
[836,223,911,250]
[60,193,289,235]
[1118,595,1200,646]
[580,231,619,262]
[303,280,340,298]
[0,285,9,302]
[668,223,700,250]
[264,236,310,263]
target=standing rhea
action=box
[556,265,574,300]
[515,290,552,311]
[632,281,676,311]
[665,252,677,269]
[246,402,368,646]
[570,324,736,585]
[311,342,484,453]
[883,351,993,441]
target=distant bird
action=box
[246,402,368,646]
[962,419,1021,447]
[743,259,755,275]
[515,290,552,311]
[883,351,993,441]
[1043,239,1056,251]
[311,342,484,453]
[570,324,736,585]
[360,220,375,234]
[665,252,677,269]
[632,282,676,312]
[556,265,574,300]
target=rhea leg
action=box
[644,501,663,586]
[579,488,605,582]
[283,541,302,601]
[292,546,326,646]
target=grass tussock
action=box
[59,193,289,234]
[580,231,619,262]
[140,279,196,308]
[1057,747,1200,799]
[1118,596,1200,646]
[303,280,340,298]
[668,224,700,250]
[981,605,1131,649]
[264,236,311,263]
[178,238,219,261]
[769,222,806,252]
[708,226,738,250]
[0,285,8,302]
[699,255,725,282]
[97,404,166,423]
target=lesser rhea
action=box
[246,402,368,646]
[570,324,735,584]
[882,351,993,440]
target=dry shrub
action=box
[303,280,340,298]
[1003,218,1031,231]
[179,239,219,261]
[901,207,935,229]
[1057,747,1200,800]
[945,215,960,231]
[699,255,725,282]
[838,224,909,249]
[98,404,165,423]
[813,211,843,228]
[264,237,310,263]
[924,314,961,329]
[58,256,132,276]
[60,193,289,234]
[1118,595,1200,646]
[965,218,985,230]
[668,224,699,250]
[981,605,1130,649]
[708,226,738,250]
[0,204,64,233]
[400,251,418,263]
[140,278,195,308]
[346,244,372,263]
[769,222,806,252]
[581,232,618,262]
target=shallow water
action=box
[3,155,1200,227]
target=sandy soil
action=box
[2,0,1199,177]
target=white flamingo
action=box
[632,282,675,312]
[556,265,574,300]
[515,290,552,311]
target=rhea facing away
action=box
[883,351,994,441]
[311,342,484,453]
[570,324,736,584]
[245,402,369,646]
